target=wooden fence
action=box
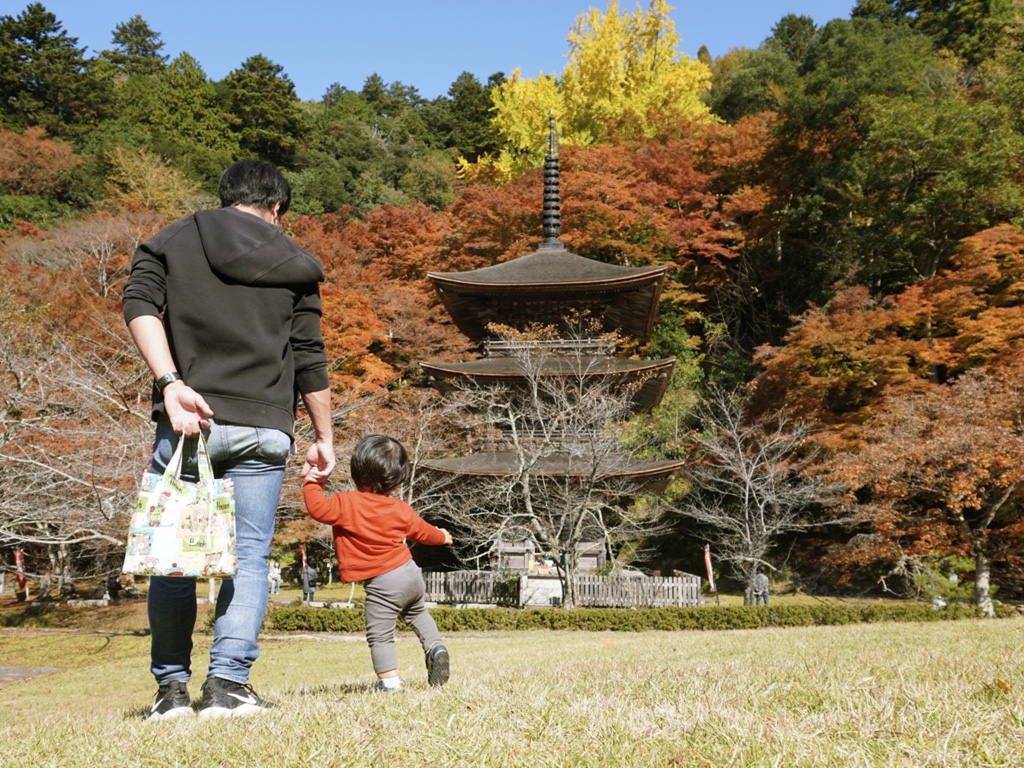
[424,570,702,608]
[424,570,501,605]
[573,573,702,608]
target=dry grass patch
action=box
[0,619,1021,766]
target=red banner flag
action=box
[703,544,716,593]
[14,550,27,589]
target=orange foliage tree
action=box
[830,364,1024,615]
[0,126,79,195]
[753,225,1024,448]
[752,225,1024,596]
[0,211,165,592]
[448,116,775,327]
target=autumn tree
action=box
[103,145,211,218]
[759,16,1024,312]
[0,125,80,226]
[0,125,78,195]
[831,365,1024,615]
[476,0,713,177]
[752,224,1024,446]
[675,386,842,602]
[290,203,470,381]
[0,212,164,593]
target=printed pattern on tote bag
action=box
[122,436,237,578]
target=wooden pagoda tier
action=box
[419,117,683,497]
[420,452,686,496]
[419,356,677,414]
[427,242,668,342]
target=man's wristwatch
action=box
[155,371,183,392]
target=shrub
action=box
[264,602,994,633]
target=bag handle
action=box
[163,433,214,484]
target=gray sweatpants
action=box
[363,559,443,674]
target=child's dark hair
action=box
[350,435,410,494]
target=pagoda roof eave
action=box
[421,453,685,495]
[419,357,676,379]
[420,453,685,479]
[426,246,666,290]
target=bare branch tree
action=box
[676,386,845,603]
[0,282,150,594]
[414,322,676,608]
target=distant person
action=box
[301,563,318,604]
[753,572,770,607]
[268,561,281,594]
[303,434,452,692]
[106,572,122,605]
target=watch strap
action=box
[155,371,183,392]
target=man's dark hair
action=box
[218,159,291,215]
[350,435,410,494]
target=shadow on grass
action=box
[290,681,370,697]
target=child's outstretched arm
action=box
[302,476,343,525]
[406,516,450,547]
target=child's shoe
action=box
[425,642,449,687]
[371,679,405,694]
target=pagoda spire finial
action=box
[541,111,561,247]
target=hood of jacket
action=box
[194,207,323,286]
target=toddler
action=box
[303,434,451,692]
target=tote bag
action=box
[122,434,237,578]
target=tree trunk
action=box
[974,551,994,617]
[57,544,74,597]
[559,554,578,609]
[743,570,756,606]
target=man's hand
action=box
[300,439,335,484]
[163,381,213,436]
[438,528,453,546]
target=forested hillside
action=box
[1,1,1021,609]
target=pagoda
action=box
[419,117,685,494]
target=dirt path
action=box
[0,665,64,686]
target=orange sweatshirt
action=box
[303,480,447,583]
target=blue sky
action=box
[24,1,858,101]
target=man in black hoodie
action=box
[123,160,335,721]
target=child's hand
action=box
[300,440,335,485]
[300,456,329,485]
[439,528,453,545]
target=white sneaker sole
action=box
[197,703,265,720]
[148,706,194,721]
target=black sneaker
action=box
[425,642,449,687]
[148,680,192,721]
[198,676,275,720]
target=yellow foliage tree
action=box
[104,146,212,218]
[470,0,713,179]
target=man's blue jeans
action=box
[148,416,289,685]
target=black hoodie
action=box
[123,206,329,437]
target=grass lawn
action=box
[1,587,1022,767]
